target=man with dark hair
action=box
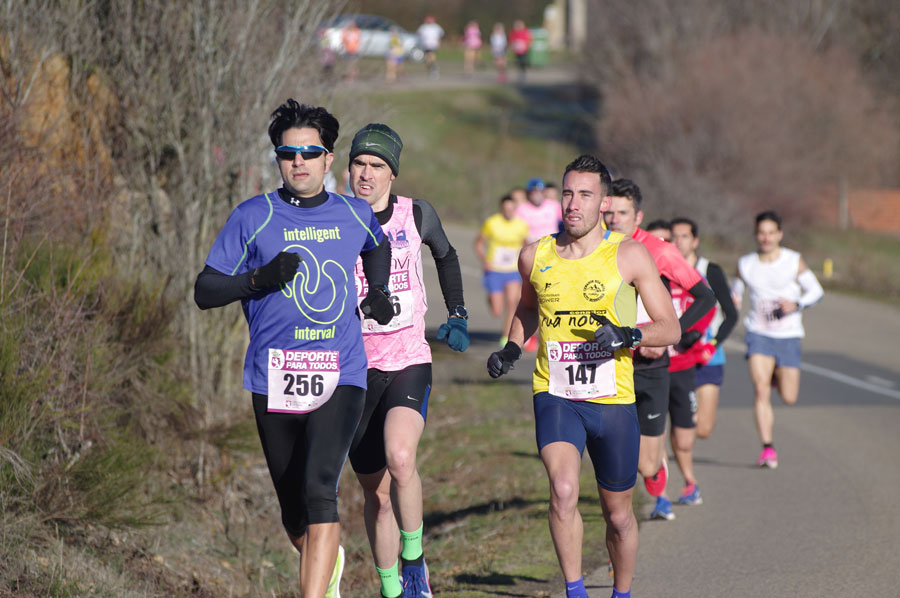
[604,179,716,521]
[644,219,671,242]
[346,123,468,598]
[194,99,394,597]
[732,210,823,468]
[667,217,738,505]
[488,154,680,598]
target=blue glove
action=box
[437,317,469,352]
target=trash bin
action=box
[528,27,550,66]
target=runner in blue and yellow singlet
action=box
[487,155,680,598]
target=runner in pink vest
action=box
[515,177,563,244]
[347,123,468,598]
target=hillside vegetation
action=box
[3,1,900,596]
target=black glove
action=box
[251,252,301,290]
[592,314,636,352]
[487,341,522,378]
[360,285,394,325]
[675,329,702,352]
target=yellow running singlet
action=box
[531,231,636,404]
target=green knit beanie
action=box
[349,123,403,175]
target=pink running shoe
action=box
[757,447,778,469]
[643,457,668,497]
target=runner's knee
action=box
[386,444,417,485]
[604,505,635,535]
[548,476,579,510]
[305,481,340,524]
[696,421,714,439]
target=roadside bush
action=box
[594,30,897,235]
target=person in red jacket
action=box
[508,20,532,83]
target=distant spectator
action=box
[463,20,483,76]
[509,20,532,83]
[319,28,336,76]
[417,15,445,79]
[385,27,406,83]
[490,22,508,82]
[342,19,361,81]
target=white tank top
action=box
[738,248,804,338]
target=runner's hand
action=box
[487,341,522,378]
[697,342,717,365]
[360,286,394,325]
[437,317,469,352]
[675,329,702,352]
[251,252,301,290]
[592,314,636,352]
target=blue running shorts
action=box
[482,270,521,294]
[533,392,639,492]
[745,331,802,369]
[695,363,724,387]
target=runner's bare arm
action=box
[505,241,539,346]
[474,233,488,269]
[618,239,680,347]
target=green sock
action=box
[376,560,402,598]
[400,523,424,561]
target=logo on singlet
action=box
[582,280,606,302]
[387,229,409,249]
[540,265,552,272]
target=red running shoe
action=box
[643,457,668,497]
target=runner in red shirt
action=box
[604,179,715,521]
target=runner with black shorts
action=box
[488,155,680,598]
[194,100,394,598]
[670,218,738,441]
[346,124,468,598]
[603,179,716,521]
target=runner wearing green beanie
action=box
[349,123,403,176]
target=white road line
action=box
[801,362,900,401]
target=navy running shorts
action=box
[533,392,639,492]
[695,363,724,387]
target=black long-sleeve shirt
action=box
[703,261,738,346]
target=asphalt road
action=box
[423,223,900,597]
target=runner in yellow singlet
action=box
[487,155,679,598]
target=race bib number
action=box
[547,340,616,400]
[752,299,792,332]
[358,271,414,333]
[490,246,519,271]
[267,349,339,413]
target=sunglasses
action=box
[275,144,330,161]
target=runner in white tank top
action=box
[345,124,467,598]
[732,210,823,469]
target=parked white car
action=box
[318,14,425,61]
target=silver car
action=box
[319,14,425,61]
